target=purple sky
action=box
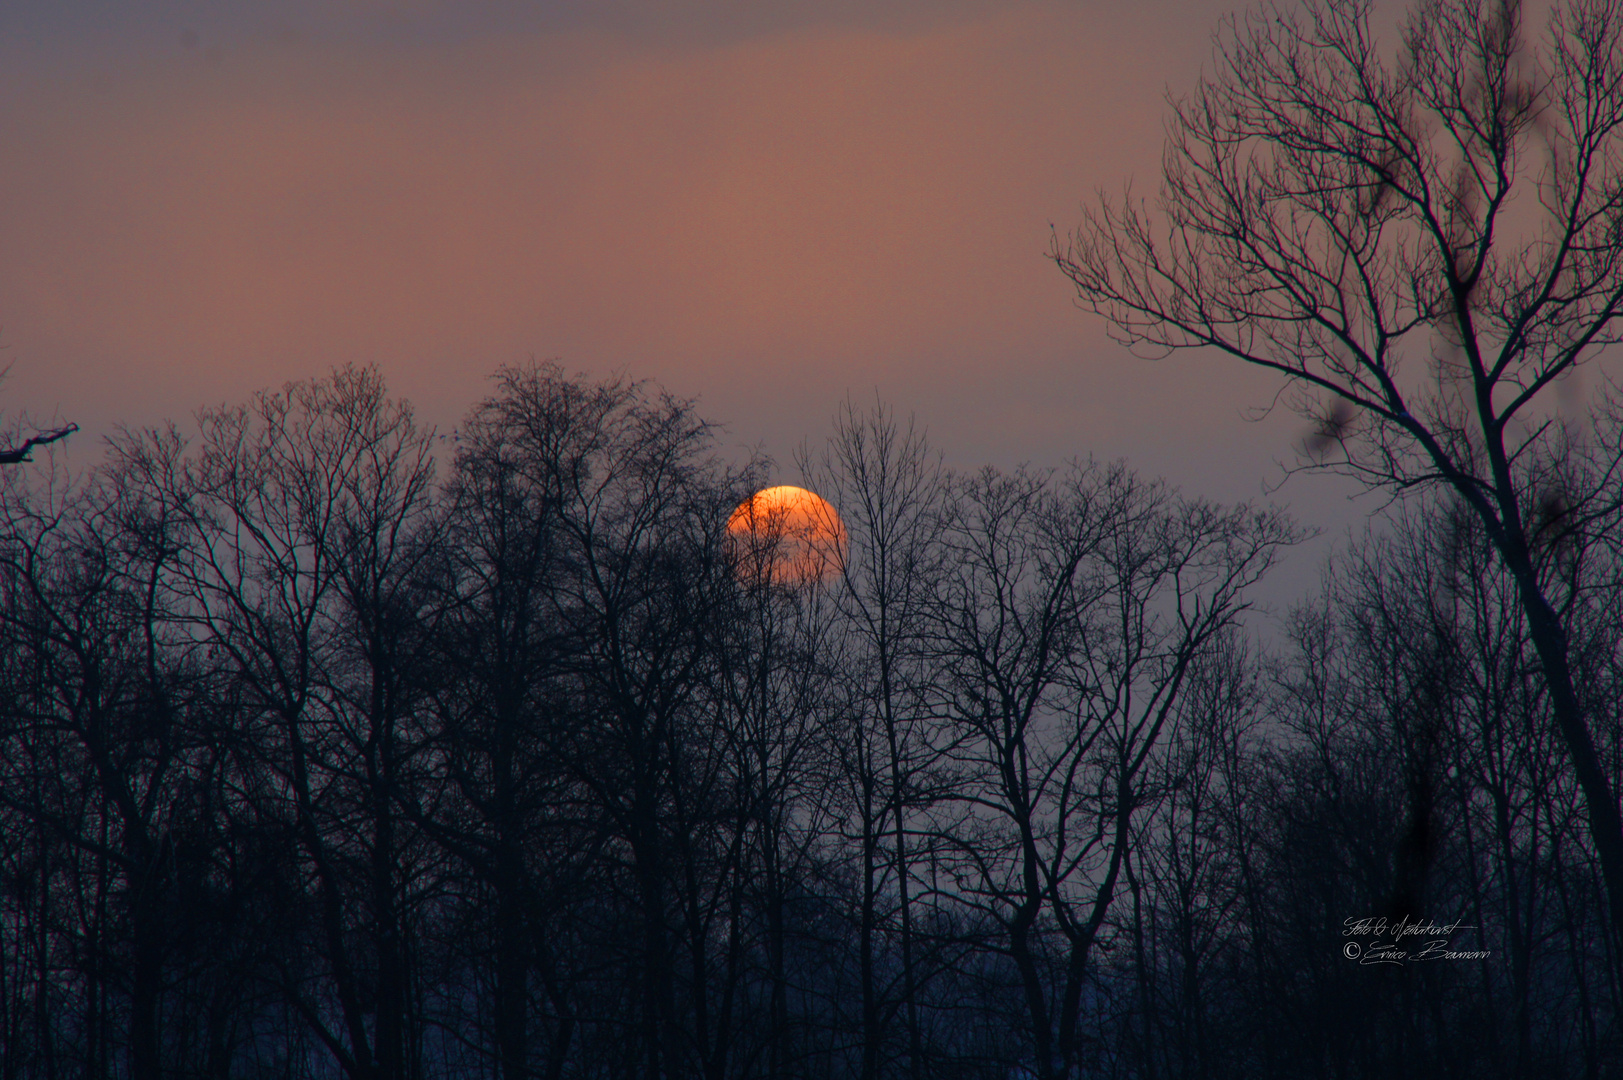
[0,0,1378,604]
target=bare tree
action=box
[469,363,761,1080]
[801,400,952,1080]
[1056,0,1623,941]
[112,366,441,1080]
[0,425,77,466]
[929,463,1293,1080]
[418,373,578,1080]
[0,457,187,1080]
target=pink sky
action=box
[0,0,1365,575]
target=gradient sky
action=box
[0,0,1378,601]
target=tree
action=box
[112,366,442,1080]
[419,367,579,1080]
[802,400,952,1080]
[0,425,77,466]
[467,363,759,1080]
[0,451,193,1080]
[1055,0,1623,943]
[930,463,1293,1080]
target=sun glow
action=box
[726,485,846,584]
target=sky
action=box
[0,0,1378,604]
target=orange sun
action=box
[726,485,847,584]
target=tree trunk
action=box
[859,761,881,1080]
[1511,563,1623,949]
[494,851,529,1080]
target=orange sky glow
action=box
[0,0,1363,582]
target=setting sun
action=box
[726,484,846,584]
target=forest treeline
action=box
[1,363,1620,1080]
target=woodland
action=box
[9,0,1623,1074]
[0,361,1617,1079]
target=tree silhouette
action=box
[1055,0,1623,944]
[5,361,1616,1075]
[0,424,77,465]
